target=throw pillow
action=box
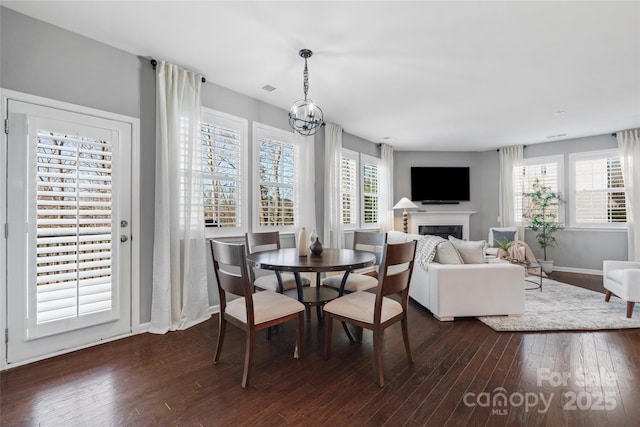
[448,236,487,264]
[492,230,517,248]
[433,241,463,264]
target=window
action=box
[201,108,248,237]
[253,123,305,233]
[340,149,358,229]
[514,155,563,225]
[570,149,626,228]
[361,154,381,228]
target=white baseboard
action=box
[553,266,603,276]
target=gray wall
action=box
[394,151,488,241]
[2,7,627,329]
[396,133,628,271]
[521,135,627,269]
[1,7,382,323]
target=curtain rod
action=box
[150,59,206,83]
[496,145,527,152]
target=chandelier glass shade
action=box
[288,49,324,136]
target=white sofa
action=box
[387,231,525,321]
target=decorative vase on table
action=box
[309,229,318,246]
[309,237,323,256]
[298,227,308,257]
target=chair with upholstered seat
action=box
[323,240,417,387]
[210,240,305,388]
[323,231,387,295]
[485,227,519,259]
[245,231,310,293]
[603,260,640,318]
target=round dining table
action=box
[246,248,376,321]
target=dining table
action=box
[246,247,376,322]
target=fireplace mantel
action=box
[409,211,477,240]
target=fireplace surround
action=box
[409,211,476,240]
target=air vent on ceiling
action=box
[261,84,276,92]
[546,133,567,139]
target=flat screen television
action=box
[410,167,470,203]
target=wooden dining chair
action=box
[245,231,311,293]
[210,240,305,388]
[323,240,417,387]
[323,231,387,295]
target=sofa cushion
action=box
[433,241,464,264]
[491,230,517,248]
[448,236,486,264]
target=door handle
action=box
[120,235,129,243]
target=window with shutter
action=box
[201,109,247,237]
[341,149,358,228]
[514,155,563,225]
[35,131,113,323]
[570,149,626,227]
[362,154,380,228]
[253,123,302,232]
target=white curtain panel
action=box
[499,145,524,238]
[618,129,640,261]
[380,143,394,232]
[324,123,344,248]
[294,132,317,238]
[151,61,210,333]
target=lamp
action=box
[393,197,419,233]
[288,49,324,136]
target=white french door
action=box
[5,99,132,364]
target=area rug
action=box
[477,278,640,332]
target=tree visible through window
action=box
[258,137,295,227]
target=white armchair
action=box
[603,260,640,318]
[485,227,519,259]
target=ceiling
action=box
[3,1,640,151]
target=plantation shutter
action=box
[573,152,626,225]
[201,120,241,229]
[34,130,113,324]
[362,159,380,225]
[341,151,358,227]
[515,158,561,224]
[258,137,296,227]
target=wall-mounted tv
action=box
[410,167,470,204]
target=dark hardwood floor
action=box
[3,272,640,426]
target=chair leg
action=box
[323,313,333,359]
[627,301,635,318]
[373,327,384,387]
[241,329,255,389]
[605,290,612,302]
[295,312,304,359]
[214,315,226,364]
[401,316,413,364]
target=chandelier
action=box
[288,49,324,136]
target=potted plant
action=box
[523,179,563,273]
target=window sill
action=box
[561,227,627,233]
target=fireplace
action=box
[418,225,463,239]
[409,211,476,240]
